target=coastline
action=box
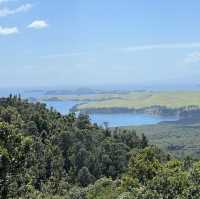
[70,105,200,122]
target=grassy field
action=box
[123,123,200,158]
[76,91,200,110]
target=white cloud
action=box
[184,51,200,63]
[0,3,32,17]
[0,26,18,35]
[28,20,48,29]
[121,42,200,52]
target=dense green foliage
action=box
[0,96,147,198]
[126,123,200,158]
[0,96,200,198]
[85,147,200,199]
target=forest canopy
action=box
[0,95,199,199]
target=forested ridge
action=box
[0,95,200,199]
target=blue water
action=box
[89,113,177,127]
[44,100,78,115]
[0,89,178,127]
[43,101,178,127]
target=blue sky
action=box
[1,0,200,89]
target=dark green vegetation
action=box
[0,96,200,198]
[124,123,200,158]
[0,95,147,198]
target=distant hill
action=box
[45,87,130,96]
[45,87,97,95]
[75,91,200,112]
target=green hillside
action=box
[123,123,200,158]
[76,91,200,110]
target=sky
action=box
[1,0,200,89]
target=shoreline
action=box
[70,105,200,122]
